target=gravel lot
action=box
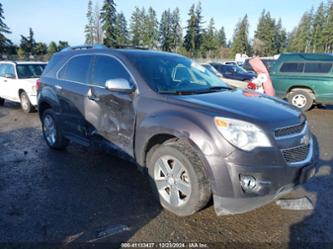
[0,101,332,248]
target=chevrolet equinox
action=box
[37,45,318,216]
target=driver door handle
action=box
[88,89,100,102]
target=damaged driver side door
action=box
[84,55,137,156]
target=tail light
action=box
[36,79,41,92]
[247,82,257,90]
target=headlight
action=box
[214,117,271,151]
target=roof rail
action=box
[61,44,107,52]
[115,45,149,50]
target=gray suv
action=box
[37,45,318,216]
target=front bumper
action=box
[211,139,319,215]
[214,161,317,215]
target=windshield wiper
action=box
[158,90,196,95]
[207,86,232,91]
[158,86,232,95]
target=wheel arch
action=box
[38,86,62,118]
[18,89,25,97]
[138,130,215,189]
[287,85,316,100]
[38,101,52,118]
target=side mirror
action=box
[4,73,15,79]
[105,78,135,93]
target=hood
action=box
[171,89,303,129]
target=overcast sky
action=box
[2,0,323,46]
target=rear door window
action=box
[280,63,304,73]
[59,55,92,83]
[304,63,332,73]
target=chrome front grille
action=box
[275,122,306,138]
[276,120,313,166]
[282,144,311,164]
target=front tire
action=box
[42,109,69,150]
[288,90,314,112]
[147,140,211,216]
[20,91,34,113]
[0,97,4,106]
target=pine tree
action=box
[194,2,203,52]
[159,9,173,51]
[130,7,145,46]
[201,18,219,58]
[231,15,250,57]
[274,18,287,54]
[85,0,94,45]
[253,10,276,56]
[170,8,183,51]
[115,12,129,46]
[58,41,69,51]
[93,2,103,44]
[286,28,297,52]
[34,42,47,55]
[20,28,36,56]
[48,42,58,56]
[184,4,196,54]
[0,3,12,54]
[217,26,227,48]
[323,2,333,52]
[288,11,313,52]
[101,0,117,47]
[312,2,326,52]
[143,7,159,48]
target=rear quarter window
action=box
[304,63,332,73]
[43,54,64,76]
[280,63,304,73]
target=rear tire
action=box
[42,109,69,150]
[147,139,211,216]
[20,91,34,113]
[0,97,4,106]
[288,89,314,112]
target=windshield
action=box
[16,64,46,79]
[129,55,228,94]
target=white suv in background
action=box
[0,61,46,113]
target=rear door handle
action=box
[88,95,100,102]
[55,85,62,91]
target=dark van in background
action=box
[270,53,333,111]
[210,63,256,81]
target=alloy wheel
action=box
[154,155,192,207]
[43,114,57,146]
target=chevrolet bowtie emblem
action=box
[301,135,310,146]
